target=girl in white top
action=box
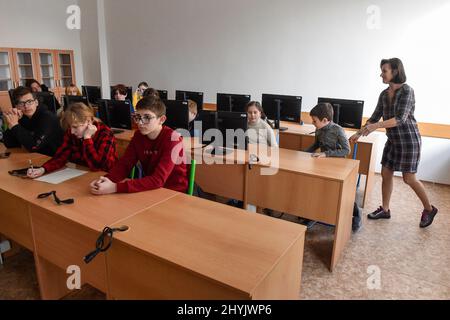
[246,101,278,147]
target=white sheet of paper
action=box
[35,167,88,184]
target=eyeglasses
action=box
[131,114,156,124]
[16,99,36,108]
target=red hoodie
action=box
[106,126,188,193]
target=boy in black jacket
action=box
[2,86,63,156]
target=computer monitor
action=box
[317,97,364,129]
[262,94,302,131]
[97,99,111,127]
[98,99,132,132]
[157,90,168,100]
[175,90,204,111]
[36,92,58,114]
[163,99,190,131]
[214,111,248,154]
[82,85,102,106]
[110,86,133,101]
[196,110,218,144]
[63,95,89,111]
[216,93,251,112]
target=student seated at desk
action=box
[90,96,188,195]
[26,78,62,111]
[305,102,362,231]
[65,84,82,96]
[112,84,134,112]
[132,81,149,107]
[228,101,279,209]
[142,87,160,98]
[27,102,118,178]
[246,101,278,147]
[2,86,63,156]
[187,99,198,137]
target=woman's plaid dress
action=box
[368,84,422,173]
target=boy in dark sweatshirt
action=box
[3,86,63,156]
[90,96,188,194]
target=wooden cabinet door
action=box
[55,50,76,91]
[12,48,38,87]
[36,49,58,93]
[0,48,16,110]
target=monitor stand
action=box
[274,99,288,131]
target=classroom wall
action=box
[79,0,101,86]
[0,0,84,86]
[100,0,450,184]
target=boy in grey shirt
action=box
[304,102,362,232]
[305,103,351,157]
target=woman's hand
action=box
[90,176,117,195]
[27,167,45,178]
[349,132,361,144]
[361,123,379,136]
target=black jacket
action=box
[3,106,64,156]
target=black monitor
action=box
[214,111,248,154]
[63,95,89,111]
[216,93,251,112]
[157,90,168,100]
[262,94,302,131]
[163,99,190,131]
[175,90,204,111]
[317,97,364,129]
[196,110,218,144]
[82,85,102,106]
[97,99,111,128]
[110,86,133,101]
[36,92,58,114]
[98,99,132,132]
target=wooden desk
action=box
[277,121,378,207]
[114,132,359,271]
[107,193,306,299]
[0,148,179,299]
[247,148,358,270]
[1,144,306,299]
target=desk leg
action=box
[362,143,377,208]
[330,167,358,271]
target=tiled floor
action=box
[0,174,449,300]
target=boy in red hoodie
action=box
[90,96,188,194]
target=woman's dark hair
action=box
[12,86,36,106]
[142,88,160,98]
[310,103,334,122]
[380,58,407,84]
[138,82,149,88]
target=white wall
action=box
[103,0,450,122]
[79,0,101,86]
[100,0,450,184]
[0,0,84,86]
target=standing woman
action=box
[350,58,438,228]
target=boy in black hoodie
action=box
[2,86,63,156]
